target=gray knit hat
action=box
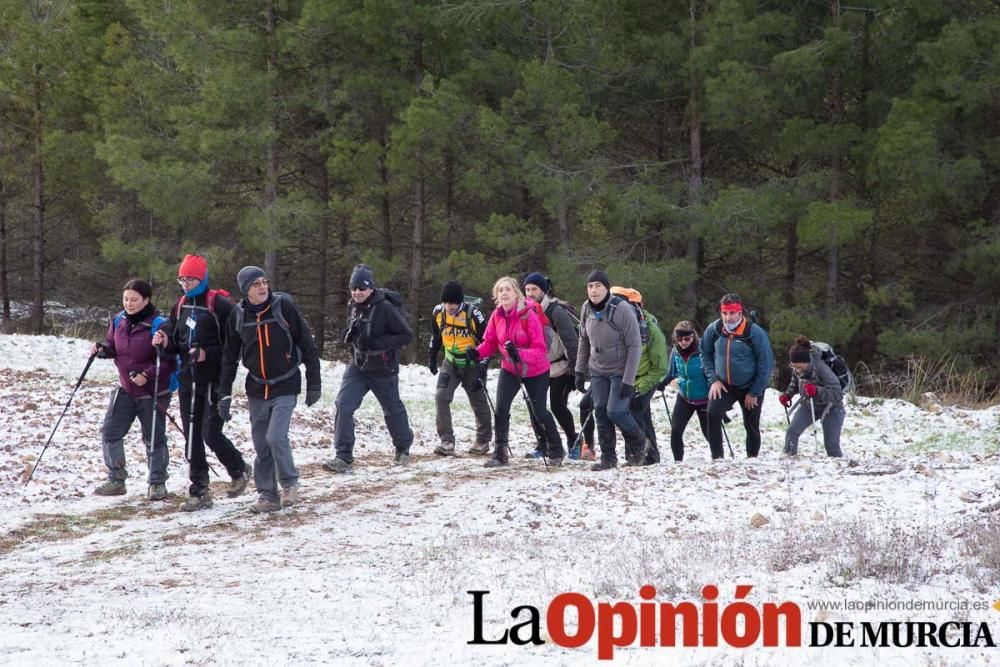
[237,266,267,294]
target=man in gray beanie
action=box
[323,263,414,474]
[218,266,322,512]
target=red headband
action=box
[720,302,742,313]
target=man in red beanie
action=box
[153,254,251,510]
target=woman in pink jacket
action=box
[467,276,565,468]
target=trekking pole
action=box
[568,410,594,459]
[809,396,820,456]
[480,376,514,462]
[24,351,99,486]
[150,348,161,461]
[658,390,672,422]
[517,361,549,470]
[722,419,734,458]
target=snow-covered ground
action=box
[2,333,999,666]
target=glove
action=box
[655,378,668,392]
[189,345,204,363]
[620,382,634,401]
[803,383,818,398]
[428,360,438,376]
[218,396,232,422]
[477,360,489,380]
[94,342,108,359]
[465,347,480,363]
[305,389,321,407]
[575,372,586,393]
[504,341,520,364]
[778,393,792,408]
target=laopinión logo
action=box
[467,585,997,659]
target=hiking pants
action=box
[334,364,414,464]
[101,386,169,484]
[785,400,845,457]
[707,385,762,458]
[669,396,709,461]
[493,369,564,458]
[435,359,491,447]
[179,382,248,497]
[247,394,298,503]
[590,374,645,463]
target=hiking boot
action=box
[180,491,213,512]
[434,441,456,456]
[484,442,510,468]
[393,451,410,467]
[483,457,510,469]
[467,442,491,456]
[590,460,617,472]
[93,480,126,496]
[227,464,252,498]
[547,457,564,468]
[280,485,300,507]
[323,457,353,474]
[147,483,167,501]
[580,445,597,461]
[249,497,282,514]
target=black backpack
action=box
[811,341,854,393]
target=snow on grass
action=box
[2,334,1000,665]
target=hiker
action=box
[574,270,646,470]
[466,276,565,468]
[779,336,845,457]
[612,287,667,466]
[153,254,251,512]
[427,280,492,456]
[658,320,710,461]
[701,293,774,459]
[324,264,414,474]
[522,272,578,458]
[218,267,321,513]
[90,278,176,501]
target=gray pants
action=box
[785,400,845,457]
[334,364,413,464]
[248,394,299,503]
[435,359,491,446]
[101,387,170,484]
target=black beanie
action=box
[350,264,375,290]
[586,269,610,291]
[440,281,464,304]
[789,342,811,364]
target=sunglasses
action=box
[675,331,695,340]
[177,277,200,285]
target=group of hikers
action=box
[86,256,847,513]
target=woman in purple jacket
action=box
[90,279,176,500]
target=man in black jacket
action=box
[218,266,321,513]
[153,254,251,511]
[324,264,414,474]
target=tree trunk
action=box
[31,64,45,334]
[556,198,569,251]
[379,133,392,259]
[784,218,798,307]
[827,0,844,311]
[0,177,9,330]
[315,169,331,356]
[407,40,426,363]
[687,0,705,323]
[264,0,280,285]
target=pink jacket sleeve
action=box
[515,309,549,370]
[476,310,500,360]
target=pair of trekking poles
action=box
[658,388,734,458]
[784,395,822,455]
[25,343,208,486]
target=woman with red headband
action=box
[700,293,774,458]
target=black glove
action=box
[477,360,489,380]
[428,359,438,376]
[218,396,232,422]
[575,372,586,393]
[95,343,108,359]
[306,389,321,407]
[620,382,634,401]
[465,347,480,363]
[189,345,202,364]
[504,341,520,364]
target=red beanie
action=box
[178,254,207,280]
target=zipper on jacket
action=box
[256,305,273,399]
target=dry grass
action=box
[858,355,1000,407]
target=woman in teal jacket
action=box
[660,320,710,461]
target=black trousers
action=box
[669,396,709,461]
[180,382,247,496]
[495,369,564,458]
[528,372,576,451]
[707,385,762,458]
